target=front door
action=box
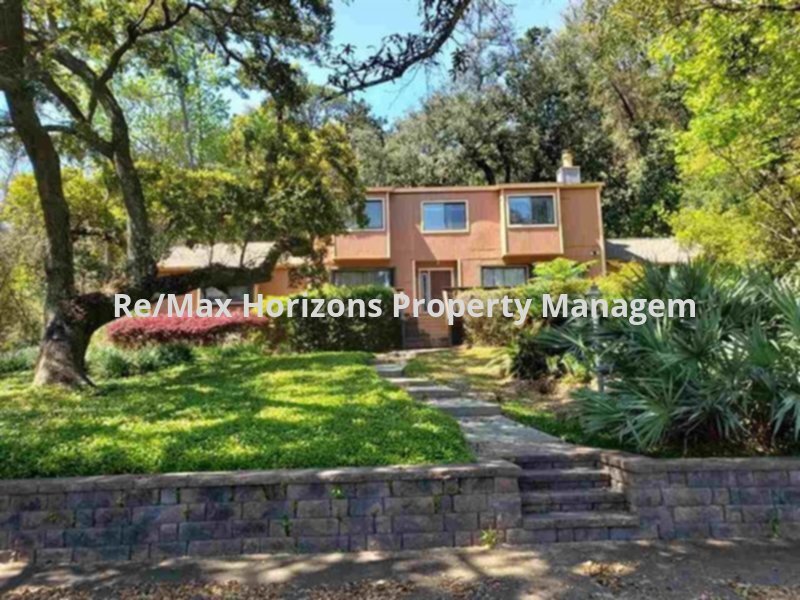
[419,269,453,304]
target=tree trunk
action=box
[34,311,94,387]
[0,0,87,386]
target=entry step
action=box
[523,511,639,530]
[374,363,407,378]
[423,398,502,418]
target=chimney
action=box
[556,150,581,183]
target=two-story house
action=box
[160,157,606,347]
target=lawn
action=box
[0,347,473,479]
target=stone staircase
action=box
[374,356,644,543]
[511,452,640,542]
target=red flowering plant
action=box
[107,313,269,348]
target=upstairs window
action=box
[422,201,468,232]
[481,266,529,288]
[349,198,384,230]
[508,195,556,226]
[202,285,251,304]
[332,269,392,287]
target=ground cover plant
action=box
[0,347,472,479]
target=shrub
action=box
[510,330,550,380]
[90,347,132,379]
[543,261,800,454]
[281,284,401,352]
[0,346,38,374]
[107,313,269,348]
[89,343,195,379]
[459,258,591,346]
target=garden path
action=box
[374,351,581,460]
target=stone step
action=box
[374,363,407,378]
[522,511,640,531]
[404,384,461,399]
[389,377,435,387]
[513,453,601,471]
[521,489,627,513]
[519,468,611,491]
[423,398,502,418]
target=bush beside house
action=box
[281,284,402,352]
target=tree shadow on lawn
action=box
[0,351,472,479]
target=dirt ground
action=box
[2,539,799,599]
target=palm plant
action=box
[541,262,800,454]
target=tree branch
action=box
[325,0,472,98]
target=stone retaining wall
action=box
[600,453,800,540]
[0,461,522,564]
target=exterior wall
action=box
[334,183,606,293]
[0,461,522,565]
[156,183,606,307]
[253,267,303,297]
[601,452,800,540]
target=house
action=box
[160,156,606,347]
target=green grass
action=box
[404,346,511,393]
[501,401,631,451]
[0,347,473,479]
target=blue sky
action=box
[238,0,569,123]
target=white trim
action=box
[347,197,387,233]
[420,200,470,234]
[505,193,558,229]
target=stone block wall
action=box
[601,453,800,540]
[0,461,522,564]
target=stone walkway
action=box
[373,353,645,543]
[373,353,569,460]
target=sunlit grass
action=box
[404,346,511,393]
[0,348,472,478]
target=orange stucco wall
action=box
[332,183,605,292]
[164,183,605,299]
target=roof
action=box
[605,238,699,264]
[366,182,602,194]
[159,242,304,270]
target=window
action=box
[332,269,392,287]
[508,195,556,226]
[202,285,250,303]
[481,266,529,288]
[422,201,467,232]
[349,198,384,230]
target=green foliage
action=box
[281,285,402,353]
[459,259,591,346]
[0,347,38,375]
[0,349,472,478]
[510,330,550,381]
[619,0,800,267]
[670,201,766,267]
[544,261,800,454]
[89,344,195,380]
[594,261,643,299]
[3,168,127,292]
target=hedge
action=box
[107,312,270,348]
[280,284,401,352]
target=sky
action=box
[235,0,570,124]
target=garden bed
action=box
[0,348,472,479]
